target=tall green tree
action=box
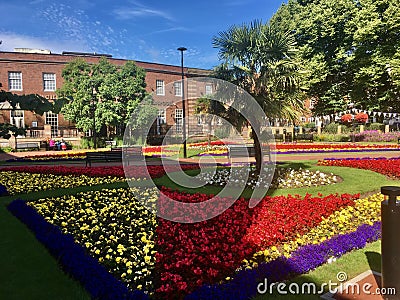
[57,57,148,143]
[270,0,400,114]
[194,96,226,146]
[212,20,305,172]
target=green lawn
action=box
[153,160,399,198]
[0,160,397,299]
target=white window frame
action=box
[175,108,183,133]
[10,110,24,128]
[205,84,212,95]
[174,81,182,96]
[158,108,166,124]
[45,111,59,137]
[43,73,56,91]
[9,72,22,91]
[156,80,165,96]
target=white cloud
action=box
[113,2,174,21]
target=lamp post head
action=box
[177,47,187,52]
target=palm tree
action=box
[212,20,306,173]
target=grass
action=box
[153,160,399,198]
[0,159,395,299]
[253,241,381,300]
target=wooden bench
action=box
[274,134,284,142]
[228,144,271,164]
[85,151,122,167]
[122,146,143,160]
[15,142,39,151]
[110,145,144,164]
[294,133,314,142]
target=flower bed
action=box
[196,167,339,189]
[8,186,360,299]
[187,221,381,300]
[318,157,400,179]
[0,171,123,195]
[353,130,400,142]
[155,189,358,298]
[273,142,400,153]
[28,188,159,293]
[5,151,87,162]
[1,164,200,179]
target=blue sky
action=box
[0,0,286,70]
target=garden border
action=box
[7,199,149,300]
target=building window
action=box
[156,80,165,95]
[43,73,56,91]
[175,108,183,133]
[45,111,58,137]
[174,81,182,96]
[10,110,24,128]
[197,116,202,125]
[158,108,166,124]
[9,72,22,91]
[205,84,212,95]
[157,108,166,135]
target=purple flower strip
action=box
[186,221,381,300]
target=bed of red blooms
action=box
[154,188,358,299]
[273,143,400,151]
[0,164,199,179]
[318,157,400,179]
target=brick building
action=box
[0,48,212,148]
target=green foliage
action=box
[214,125,231,139]
[302,122,315,128]
[367,122,384,131]
[0,90,53,115]
[57,58,148,136]
[0,123,26,140]
[270,0,400,114]
[322,122,339,134]
[322,122,351,134]
[314,133,350,142]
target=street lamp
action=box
[177,47,187,158]
[91,85,97,149]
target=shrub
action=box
[322,122,339,134]
[367,122,384,131]
[315,134,350,142]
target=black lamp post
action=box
[91,86,97,149]
[177,47,187,158]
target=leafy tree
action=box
[194,96,226,146]
[127,95,158,145]
[212,20,305,173]
[57,57,148,145]
[270,0,400,114]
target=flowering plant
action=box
[340,114,353,124]
[318,157,400,179]
[355,112,368,123]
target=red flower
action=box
[341,114,353,123]
[355,112,368,123]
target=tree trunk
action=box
[251,121,263,175]
[207,119,212,147]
